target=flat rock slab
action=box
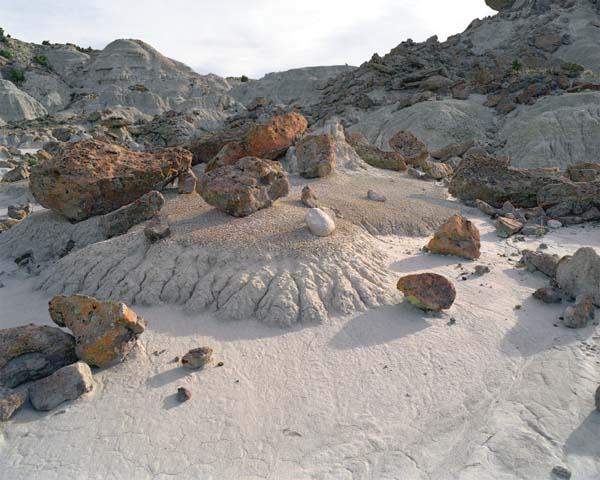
[29,362,93,411]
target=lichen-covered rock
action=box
[0,325,77,388]
[99,191,165,238]
[49,295,146,367]
[301,185,320,208]
[347,132,407,171]
[29,139,191,222]
[181,347,212,369]
[206,112,308,171]
[397,273,456,311]
[426,214,481,259]
[556,247,600,306]
[305,208,336,237]
[296,134,336,178]
[389,130,429,166]
[197,156,290,217]
[29,362,93,411]
[0,386,28,421]
[563,295,595,329]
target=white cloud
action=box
[0,0,494,77]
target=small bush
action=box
[0,27,4,41]
[8,67,25,84]
[0,49,12,60]
[240,75,249,83]
[42,40,51,46]
[33,55,49,67]
[511,59,523,73]
[28,158,39,167]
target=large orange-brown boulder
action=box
[49,295,146,367]
[426,214,481,259]
[30,139,192,222]
[197,156,290,217]
[397,273,456,311]
[206,112,308,171]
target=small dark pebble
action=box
[216,361,224,367]
[551,465,571,479]
[448,318,457,326]
[514,305,522,310]
[176,387,192,403]
[173,356,180,363]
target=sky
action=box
[0,0,495,78]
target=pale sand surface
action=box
[1,213,599,480]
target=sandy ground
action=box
[1,210,599,480]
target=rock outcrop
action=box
[49,295,146,367]
[30,139,191,221]
[556,248,600,306]
[0,80,48,123]
[0,325,77,388]
[197,156,290,217]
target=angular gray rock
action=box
[495,216,523,238]
[0,325,77,388]
[519,250,561,278]
[0,80,48,123]
[29,362,93,411]
[556,248,600,306]
[99,191,165,238]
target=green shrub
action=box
[0,49,12,60]
[28,158,38,167]
[240,75,249,83]
[8,67,25,84]
[42,40,51,46]
[33,55,49,67]
[511,59,522,73]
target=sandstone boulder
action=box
[181,347,213,369]
[537,180,600,220]
[197,156,290,217]
[423,160,454,180]
[519,250,561,278]
[30,140,191,222]
[426,214,481,259]
[0,325,77,388]
[495,216,523,238]
[397,273,456,311]
[99,191,165,238]
[205,112,307,171]
[296,134,336,178]
[29,362,93,411]
[556,248,600,306]
[389,131,429,166]
[49,295,146,367]
[0,387,28,421]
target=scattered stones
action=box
[181,347,213,369]
[49,295,146,367]
[144,215,171,242]
[426,214,481,260]
[367,190,386,202]
[305,208,336,237]
[176,387,192,402]
[551,465,572,480]
[495,216,523,238]
[99,190,165,238]
[296,134,336,178]
[533,287,562,304]
[556,248,600,306]
[30,139,191,222]
[389,130,428,166]
[301,185,320,208]
[1,165,29,183]
[563,295,595,329]
[0,325,77,388]
[0,386,28,421]
[177,169,197,194]
[29,362,93,411]
[7,203,33,220]
[197,156,290,217]
[397,273,456,311]
[519,250,560,278]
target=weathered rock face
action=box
[49,295,146,367]
[397,273,456,311]
[449,151,563,208]
[29,139,191,222]
[347,132,407,171]
[296,134,336,178]
[29,362,93,411]
[0,79,48,123]
[198,156,290,217]
[99,190,165,238]
[0,325,77,388]
[0,386,28,421]
[556,248,600,306]
[389,131,429,166]
[305,208,336,237]
[426,214,481,259]
[205,112,307,171]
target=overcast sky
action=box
[0,0,495,78]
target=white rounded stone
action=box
[305,208,336,237]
